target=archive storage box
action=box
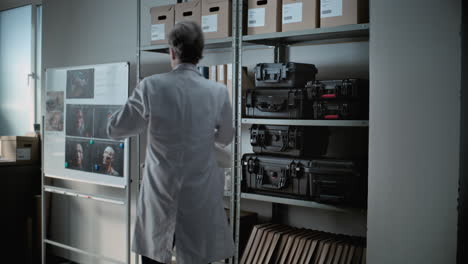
[175,0,202,25]
[282,0,319,32]
[320,0,369,28]
[150,5,175,45]
[0,136,39,165]
[201,0,232,39]
[247,0,282,35]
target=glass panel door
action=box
[0,5,34,136]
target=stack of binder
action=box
[240,223,366,264]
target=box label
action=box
[218,65,225,81]
[227,64,232,81]
[283,2,303,24]
[321,0,343,18]
[248,8,266,28]
[202,14,218,33]
[17,148,31,161]
[151,24,165,41]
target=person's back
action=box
[145,67,228,173]
[107,21,234,264]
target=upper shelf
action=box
[242,23,370,46]
[141,37,233,53]
[141,23,369,53]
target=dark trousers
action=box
[141,255,165,264]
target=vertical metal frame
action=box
[41,116,46,263]
[228,1,238,263]
[136,0,142,263]
[233,1,244,264]
[41,63,132,264]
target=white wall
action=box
[367,0,461,263]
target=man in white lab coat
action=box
[107,21,235,264]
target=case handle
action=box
[256,67,286,83]
[255,101,287,112]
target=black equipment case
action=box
[306,79,368,100]
[255,63,318,88]
[242,154,314,199]
[308,159,367,206]
[249,125,329,157]
[242,154,367,206]
[313,101,366,120]
[245,88,314,119]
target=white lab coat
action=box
[107,63,235,263]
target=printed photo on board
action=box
[94,106,121,139]
[65,137,92,172]
[92,141,124,177]
[66,68,95,99]
[45,91,64,131]
[66,104,93,137]
[46,111,64,131]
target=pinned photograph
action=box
[46,111,64,131]
[94,105,121,139]
[92,141,124,177]
[65,138,92,172]
[66,104,93,137]
[45,92,64,131]
[66,68,95,99]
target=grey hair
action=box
[168,21,204,64]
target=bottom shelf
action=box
[240,192,364,213]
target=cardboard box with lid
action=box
[247,0,282,35]
[320,0,368,28]
[175,0,202,25]
[0,136,39,165]
[201,0,232,39]
[282,0,319,32]
[150,5,175,45]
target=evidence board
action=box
[44,62,130,188]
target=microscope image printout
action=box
[45,91,64,131]
[65,137,92,172]
[66,104,94,138]
[92,140,124,177]
[66,68,95,99]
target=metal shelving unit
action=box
[241,118,369,127]
[137,1,369,264]
[233,3,370,264]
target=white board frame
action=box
[44,62,130,188]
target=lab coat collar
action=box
[173,63,201,76]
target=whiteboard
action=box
[44,62,130,188]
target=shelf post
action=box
[232,0,244,264]
[274,44,288,63]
